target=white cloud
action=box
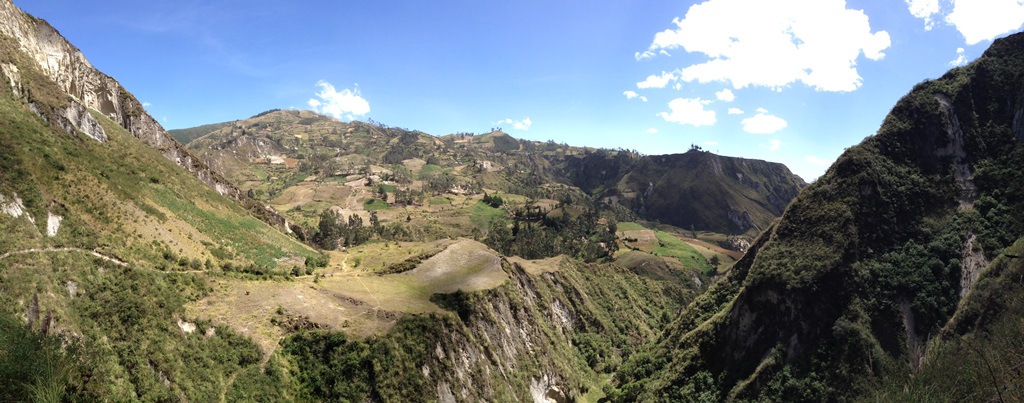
[635,49,672,60]
[768,139,782,151]
[637,71,677,89]
[646,128,659,134]
[741,109,788,134]
[728,107,744,115]
[949,47,968,66]
[308,80,370,120]
[905,0,1024,45]
[946,0,1024,45]
[905,0,941,29]
[715,88,735,102]
[497,117,532,131]
[638,0,891,92]
[658,97,716,127]
[142,101,152,107]
[624,90,648,102]
[514,118,533,130]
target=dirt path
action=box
[0,247,210,276]
[354,276,382,308]
[0,247,129,266]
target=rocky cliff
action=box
[0,0,291,231]
[561,149,805,234]
[279,256,696,402]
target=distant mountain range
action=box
[173,109,805,236]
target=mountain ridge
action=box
[178,108,805,236]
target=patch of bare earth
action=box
[187,239,509,358]
[404,239,506,293]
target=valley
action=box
[2,0,1024,401]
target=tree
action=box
[314,209,343,250]
[482,192,504,208]
[369,211,381,236]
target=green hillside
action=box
[0,2,711,400]
[180,109,804,241]
[12,0,1024,400]
[608,31,1024,402]
[0,37,319,399]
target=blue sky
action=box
[18,0,1024,181]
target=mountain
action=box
[16,0,1024,400]
[607,32,1024,402]
[561,148,805,234]
[0,1,706,400]
[180,108,804,238]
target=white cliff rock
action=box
[0,0,293,231]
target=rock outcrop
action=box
[0,0,291,232]
[562,149,806,234]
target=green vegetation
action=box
[279,257,697,401]
[608,31,1024,402]
[867,237,1024,402]
[616,222,646,231]
[363,198,390,210]
[652,231,711,273]
[483,207,617,262]
[0,310,81,402]
[0,251,275,400]
[469,201,507,230]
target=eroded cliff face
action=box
[562,150,806,235]
[0,0,291,230]
[281,256,696,402]
[426,262,581,402]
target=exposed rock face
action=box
[425,262,575,401]
[0,0,290,232]
[562,150,805,234]
[0,1,233,193]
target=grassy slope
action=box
[0,36,316,398]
